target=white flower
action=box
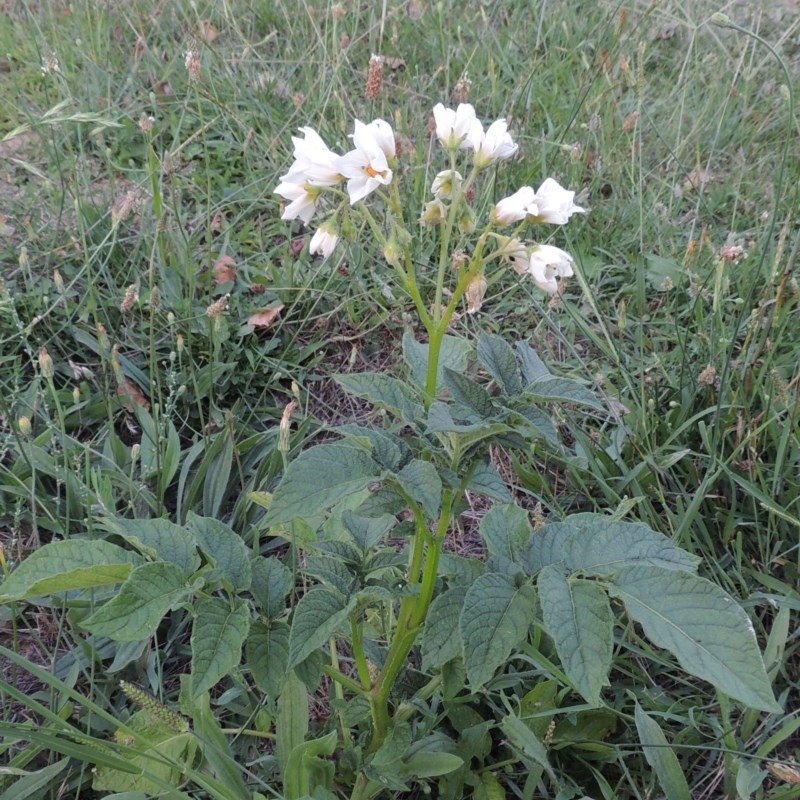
[284,127,342,187]
[274,179,319,224]
[309,222,340,259]
[364,118,396,159]
[530,178,585,224]
[526,244,575,294]
[432,103,483,150]
[498,237,530,274]
[337,119,394,204]
[474,118,518,168]
[491,186,538,225]
[431,170,463,200]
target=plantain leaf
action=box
[634,703,692,800]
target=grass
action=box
[1,0,799,797]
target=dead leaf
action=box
[767,763,800,785]
[199,21,220,42]
[683,169,713,191]
[384,56,406,70]
[248,305,284,329]
[622,111,639,132]
[117,380,150,411]
[213,255,237,284]
[406,0,425,20]
[652,22,680,40]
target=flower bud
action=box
[457,206,477,235]
[383,235,403,267]
[465,274,488,314]
[38,346,54,379]
[279,400,299,454]
[420,199,447,226]
[18,415,32,437]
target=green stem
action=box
[321,665,367,697]
[350,615,373,690]
[367,489,454,750]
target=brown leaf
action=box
[622,111,639,132]
[248,305,284,329]
[213,254,237,284]
[117,379,150,411]
[384,56,406,71]
[199,21,220,42]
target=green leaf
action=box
[442,368,496,417]
[369,722,413,782]
[0,540,140,602]
[515,341,550,383]
[336,424,407,471]
[518,521,569,575]
[401,751,463,779]
[191,597,250,697]
[466,460,512,502]
[460,573,536,688]
[284,730,337,800]
[288,588,353,667]
[276,671,308,778]
[538,566,612,706]
[82,562,191,641]
[475,770,506,800]
[500,714,557,782]
[334,373,423,423]
[510,404,560,446]
[266,443,383,527]
[181,684,248,798]
[479,503,532,562]
[93,710,196,796]
[425,403,511,450]
[203,427,234,518]
[342,510,397,552]
[395,459,442,517]
[247,620,290,697]
[1,757,69,799]
[524,375,604,411]
[100,517,200,576]
[477,332,521,395]
[403,332,471,393]
[634,703,692,800]
[251,556,293,619]
[421,586,468,671]
[186,512,251,592]
[563,514,700,575]
[610,566,781,712]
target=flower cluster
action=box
[273,119,396,256]
[274,101,585,299]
